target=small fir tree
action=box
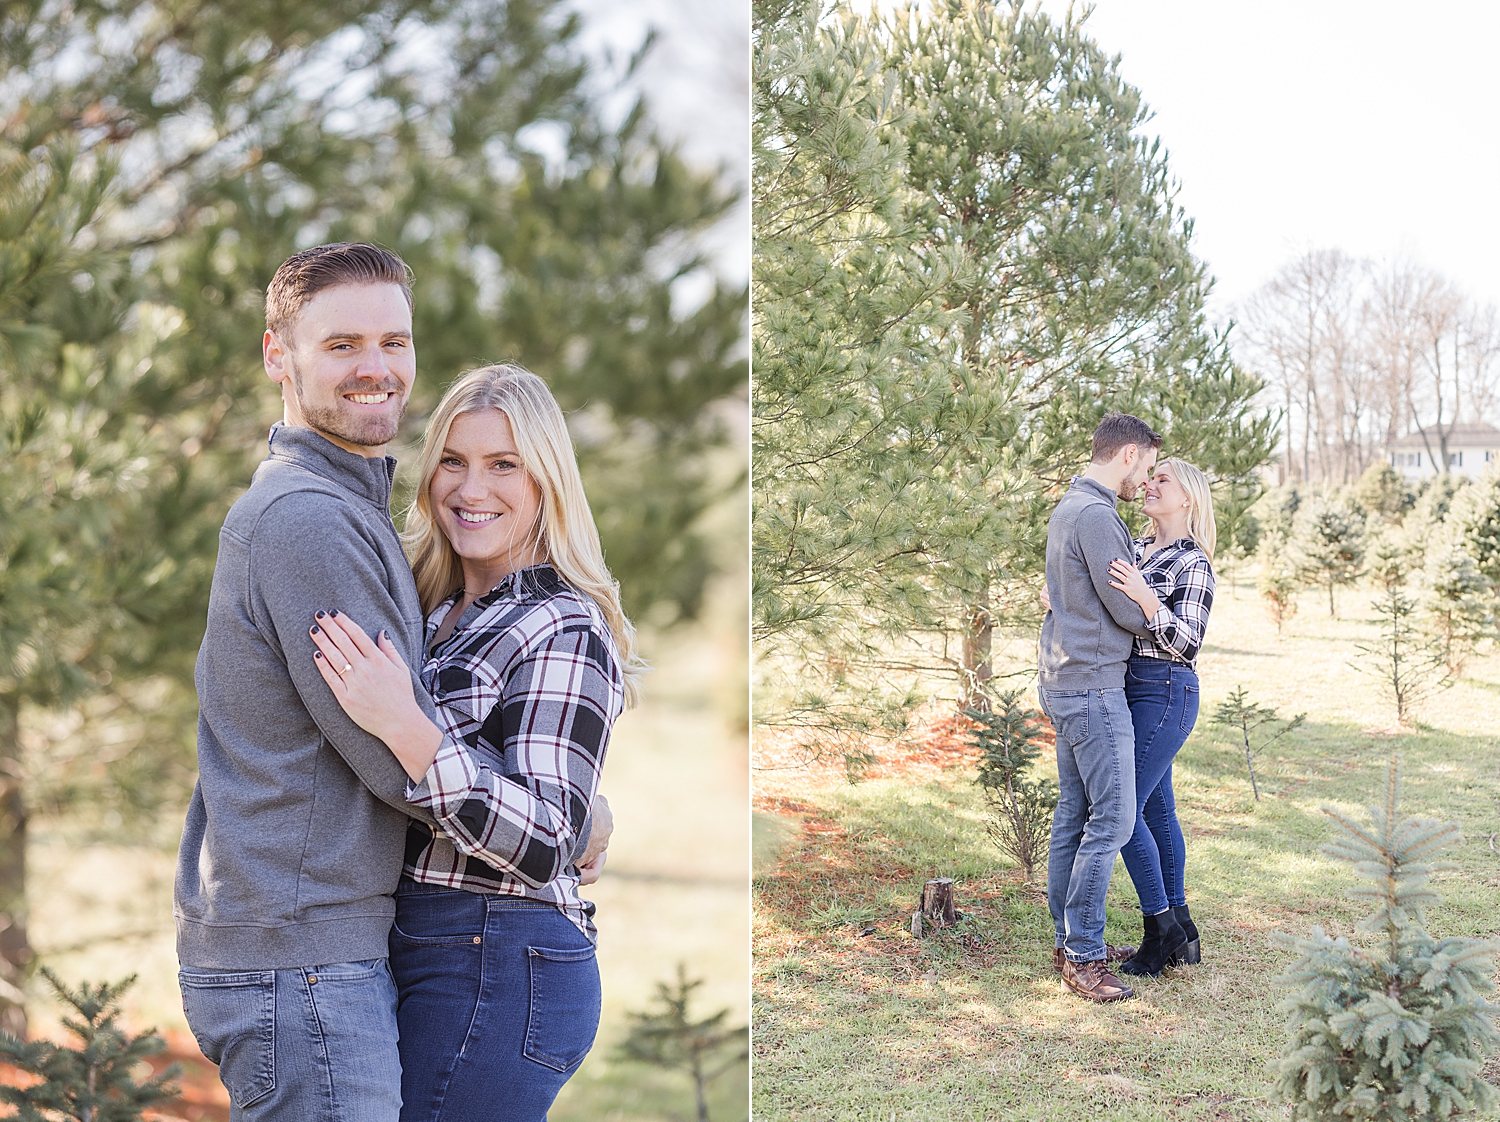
[1419,533,1492,676]
[1353,461,1411,524]
[1212,687,1305,802]
[966,690,1059,880]
[1406,474,1468,551]
[1274,757,1500,1121]
[617,964,748,1122]
[1356,538,1450,726]
[1444,468,1500,587]
[1257,525,1300,632]
[1293,496,1368,618]
[0,970,179,1122]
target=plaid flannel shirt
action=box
[1130,536,1216,667]
[402,564,623,942]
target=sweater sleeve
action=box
[1075,505,1156,640]
[248,491,439,826]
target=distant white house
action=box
[1386,423,1500,480]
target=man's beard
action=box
[289,365,407,449]
[1118,475,1141,502]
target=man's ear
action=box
[264,329,290,386]
[1120,442,1138,468]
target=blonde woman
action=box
[306,365,644,1122]
[1104,458,1216,978]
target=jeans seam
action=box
[301,971,338,1122]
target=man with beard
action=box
[1038,412,1161,1002]
[173,244,606,1119]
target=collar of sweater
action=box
[265,421,398,508]
[1070,475,1123,505]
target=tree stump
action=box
[920,878,956,929]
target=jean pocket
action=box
[1180,682,1200,733]
[524,944,600,1073]
[393,893,487,946]
[178,970,276,1109]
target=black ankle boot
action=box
[1167,904,1201,966]
[1118,909,1187,976]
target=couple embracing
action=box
[1039,412,1217,1002]
[174,243,643,1119]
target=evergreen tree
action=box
[1257,525,1300,633]
[751,0,972,756]
[616,964,748,1122]
[0,970,179,1121]
[1274,757,1500,1121]
[1419,531,1492,677]
[1406,473,1468,550]
[1444,468,1500,588]
[1353,461,1411,524]
[752,0,1274,759]
[1356,536,1450,726]
[966,690,1058,881]
[1293,495,1367,617]
[1212,686,1304,802]
[888,0,1273,697]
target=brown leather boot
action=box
[1061,958,1134,1002]
[1052,943,1138,974]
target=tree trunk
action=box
[920,878,956,928]
[960,601,992,711]
[0,692,28,1037]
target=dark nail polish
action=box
[314,651,323,659]
[316,610,326,619]
[329,609,339,617]
[311,625,321,635]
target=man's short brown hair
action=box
[264,242,414,338]
[1091,412,1163,463]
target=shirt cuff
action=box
[405,735,478,816]
[1147,605,1173,635]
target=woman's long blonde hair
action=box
[1153,458,1217,561]
[405,364,645,707]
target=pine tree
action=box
[1353,461,1411,524]
[1274,757,1500,1121]
[616,964,748,1122]
[1356,537,1450,726]
[1257,525,1300,633]
[1419,531,1492,676]
[1443,468,1500,587]
[752,0,1274,761]
[0,970,179,1122]
[1212,687,1304,802]
[1293,496,1368,617]
[966,691,1058,881]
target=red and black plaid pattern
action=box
[402,564,623,941]
[1130,536,1216,667]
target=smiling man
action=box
[170,244,605,1121]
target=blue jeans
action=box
[1120,656,1199,915]
[1039,686,1136,962]
[178,958,401,1121]
[390,879,601,1122]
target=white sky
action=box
[573,0,749,285]
[1032,0,1500,320]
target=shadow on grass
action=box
[753,716,1500,1122]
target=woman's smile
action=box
[430,409,545,587]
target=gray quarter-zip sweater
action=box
[1038,476,1156,691]
[175,423,442,969]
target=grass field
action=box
[751,573,1500,1121]
[24,603,748,1122]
